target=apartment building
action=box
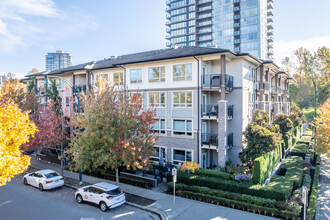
[45,50,72,71]
[31,47,291,167]
[166,0,274,60]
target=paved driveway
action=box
[0,175,157,220]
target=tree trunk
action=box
[116,168,119,186]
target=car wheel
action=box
[39,183,44,191]
[100,202,108,212]
[23,178,28,185]
[76,194,83,203]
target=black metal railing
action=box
[201,133,218,146]
[228,105,234,119]
[201,74,234,91]
[201,104,218,117]
[72,85,87,94]
[227,133,233,149]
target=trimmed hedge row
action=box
[101,172,152,188]
[299,135,312,144]
[291,143,309,159]
[175,171,291,200]
[279,156,304,191]
[194,169,232,180]
[252,143,283,184]
[303,130,313,136]
[284,135,293,150]
[302,174,312,193]
[307,164,320,218]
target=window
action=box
[172,149,192,164]
[113,72,123,85]
[173,91,192,108]
[150,118,166,134]
[173,119,192,136]
[149,92,166,108]
[130,69,142,84]
[102,73,109,82]
[173,64,192,81]
[148,67,165,83]
[151,146,166,163]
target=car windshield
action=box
[106,187,122,196]
[44,172,60,179]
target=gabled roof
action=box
[47,61,96,75]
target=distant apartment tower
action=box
[45,50,72,71]
[166,0,274,60]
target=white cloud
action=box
[274,35,330,66]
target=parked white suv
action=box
[75,182,126,212]
[23,169,64,191]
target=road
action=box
[0,175,157,220]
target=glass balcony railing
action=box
[201,133,218,146]
[228,105,234,119]
[227,133,233,149]
[201,104,218,117]
[201,74,234,91]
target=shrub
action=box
[279,156,304,191]
[180,161,200,173]
[284,135,293,150]
[299,135,312,144]
[252,144,283,184]
[302,174,312,192]
[194,169,232,180]
[291,143,309,159]
[307,164,320,218]
[303,130,313,136]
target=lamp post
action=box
[44,75,83,185]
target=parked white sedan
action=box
[23,169,64,191]
[75,182,126,212]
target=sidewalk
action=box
[30,156,277,220]
[316,155,330,220]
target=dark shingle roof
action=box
[47,61,96,75]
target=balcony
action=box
[166,0,171,5]
[234,22,240,27]
[234,14,240,19]
[198,13,212,19]
[166,14,170,19]
[233,0,240,3]
[267,17,273,23]
[72,85,87,94]
[201,104,218,118]
[268,36,274,42]
[198,28,212,34]
[257,82,270,91]
[198,0,212,5]
[198,20,212,27]
[36,87,46,96]
[166,35,171,39]
[267,11,273,16]
[267,23,273,29]
[166,42,171,47]
[201,74,234,92]
[267,30,273,36]
[267,3,273,9]
[234,31,240,35]
[198,6,212,12]
[226,133,233,149]
[228,105,234,119]
[268,43,273,49]
[166,20,170,26]
[202,133,218,148]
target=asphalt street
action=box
[0,175,157,220]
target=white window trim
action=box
[172,118,193,138]
[172,63,193,81]
[151,118,167,136]
[112,71,124,86]
[148,92,166,108]
[172,91,193,108]
[171,147,194,164]
[130,68,142,84]
[148,66,166,83]
[150,145,167,164]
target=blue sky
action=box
[0,0,329,77]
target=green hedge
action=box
[284,135,293,150]
[295,127,301,140]
[194,169,232,180]
[252,143,283,184]
[302,174,312,193]
[307,164,320,218]
[291,143,309,159]
[101,173,151,188]
[299,135,312,144]
[303,130,313,136]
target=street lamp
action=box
[44,75,84,185]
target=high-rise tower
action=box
[45,50,72,71]
[166,0,274,60]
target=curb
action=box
[64,184,168,220]
[125,202,169,220]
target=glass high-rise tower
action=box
[45,50,72,71]
[166,0,274,60]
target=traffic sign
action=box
[172,168,177,176]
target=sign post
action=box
[172,168,177,204]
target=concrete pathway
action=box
[316,155,330,220]
[30,156,277,220]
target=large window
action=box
[130,69,142,84]
[173,64,192,81]
[173,119,192,136]
[151,146,166,163]
[173,91,192,108]
[148,67,165,83]
[172,149,192,164]
[149,92,166,108]
[113,72,123,85]
[150,118,166,134]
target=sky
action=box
[0,0,330,78]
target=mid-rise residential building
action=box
[45,50,72,71]
[166,0,274,60]
[31,46,291,167]
[0,75,5,86]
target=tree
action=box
[21,102,65,154]
[0,73,26,109]
[289,104,306,128]
[68,81,157,185]
[45,81,62,115]
[312,99,330,157]
[273,113,294,137]
[239,110,282,164]
[0,100,37,186]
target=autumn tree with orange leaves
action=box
[312,99,330,157]
[68,80,157,185]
